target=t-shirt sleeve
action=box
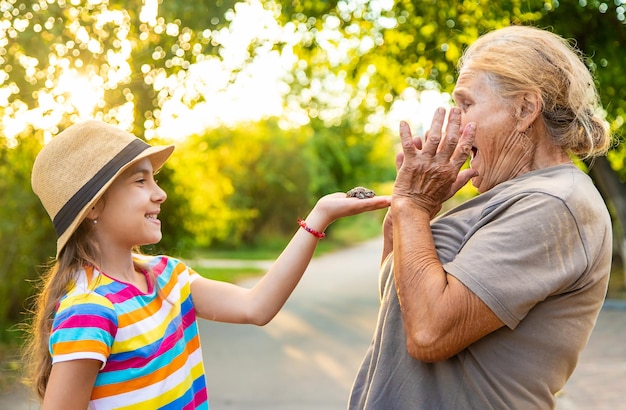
[187,267,202,284]
[49,293,118,366]
[164,258,202,289]
[443,192,587,329]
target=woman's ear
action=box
[515,92,542,132]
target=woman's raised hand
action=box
[393,107,477,217]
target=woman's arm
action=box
[392,108,503,362]
[382,125,468,267]
[191,192,390,325]
[393,197,504,362]
[43,359,100,410]
[380,209,393,267]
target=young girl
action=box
[26,120,390,409]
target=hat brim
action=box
[55,144,175,258]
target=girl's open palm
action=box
[316,192,391,223]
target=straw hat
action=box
[31,120,174,258]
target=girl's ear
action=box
[86,202,102,220]
[515,92,542,132]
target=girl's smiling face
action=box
[91,158,167,250]
[453,69,536,193]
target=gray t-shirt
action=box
[349,164,612,410]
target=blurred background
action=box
[0,0,625,394]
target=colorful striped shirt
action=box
[49,254,209,409]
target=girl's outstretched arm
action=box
[191,192,390,325]
[43,359,100,410]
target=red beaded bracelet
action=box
[298,219,326,239]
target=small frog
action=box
[346,186,376,199]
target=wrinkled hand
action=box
[393,107,477,216]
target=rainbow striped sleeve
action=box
[50,283,118,365]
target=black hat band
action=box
[52,139,150,237]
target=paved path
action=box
[2,237,625,409]
[199,237,383,409]
[555,300,626,410]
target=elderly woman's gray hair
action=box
[458,25,611,159]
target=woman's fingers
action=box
[413,136,423,150]
[452,122,476,169]
[395,152,404,171]
[395,131,422,172]
[393,108,477,213]
[399,121,417,160]
[440,107,462,157]
[422,107,446,156]
[418,107,472,163]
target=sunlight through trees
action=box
[1,0,625,327]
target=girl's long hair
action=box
[22,220,99,400]
[22,219,159,401]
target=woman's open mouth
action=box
[469,146,478,166]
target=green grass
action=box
[186,209,388,262]
[193,266,265,283]
[0,327,24,392]
[185,210,388,283]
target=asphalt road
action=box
[200,237,383,410]
[2,236,625,409]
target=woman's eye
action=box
[453,101,471,112]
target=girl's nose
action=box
[153,183,167,203]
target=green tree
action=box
[3,0,625,328]
[537,1,626,271]
[0,129,53,334]
[307,117,397,196]
[0,0,239,326]
[163,119,395,249]
[0,0,397,327]
[0,0,237,132]
[273,0,626,270]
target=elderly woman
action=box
[349,25,612,409]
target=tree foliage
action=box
[1,0,241,134]
[536,1,626,170]
[0,0,238,330]
[273,0,626,274]
[0,130,53,327]
[1,0,626,326]
[274,1,540,121]
[152,118,394,252]
[276,0,625,134]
